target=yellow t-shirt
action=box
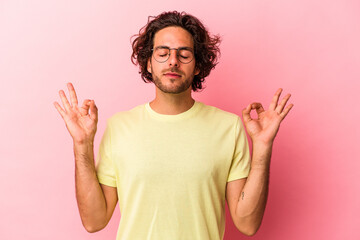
[96,101,251,240]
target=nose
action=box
[168,49,180,67]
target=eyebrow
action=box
[155,45,193,50]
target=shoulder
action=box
[199,102,240,124]
[107,103,146,125]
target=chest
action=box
[111,122,234,184]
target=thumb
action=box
[79,99,91,115]
[89,100,98,121]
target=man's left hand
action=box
[242,88,294,145]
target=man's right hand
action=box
[54,82,98,144]
[53,83,117,233]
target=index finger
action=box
[242,103,252,122]
[269,88,282,111]
[67,82,78,107]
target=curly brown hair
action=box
[131,11,221,91]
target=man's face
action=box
[147,26,200,94]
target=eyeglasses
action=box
[151,46,194,64]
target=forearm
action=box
[74,142,107,232]
[235,142,272,235]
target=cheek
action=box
[189,63,199,75]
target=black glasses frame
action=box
[151,46,195,64]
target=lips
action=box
[164,72,181,77]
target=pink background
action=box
[1,0,359,239]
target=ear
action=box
[147,58,152,73]
[194,67,200,76]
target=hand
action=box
[54,83,98,144]
[242,88,293,145]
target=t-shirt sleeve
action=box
[227,116,251,182]
[95,120,117,187]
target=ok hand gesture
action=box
[242,88,293,145]
[54,83,98,144]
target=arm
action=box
[226,88,293,236]
[74,142,118,232]
[226,142,272,236]
[54,83,118,232]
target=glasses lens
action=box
[154,47,170,63]
[178,49,193,63]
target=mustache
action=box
[163,67,184,75]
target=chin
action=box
[153,75,192,94]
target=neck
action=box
[149,87,195,115]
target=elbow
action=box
[84,224,104,233]
[79,213,109,233]
[235,217,262,237]
[236,224,259,237]
[83,221,107,233]
[240,227,259,237]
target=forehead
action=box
[153,26,194,48]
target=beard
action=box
[151,66,195,94]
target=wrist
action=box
[251,139,273,149]
[73,141,94,158]
[73,138,94,146]
[251,142,273,168]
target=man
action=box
[54,11,293,240]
